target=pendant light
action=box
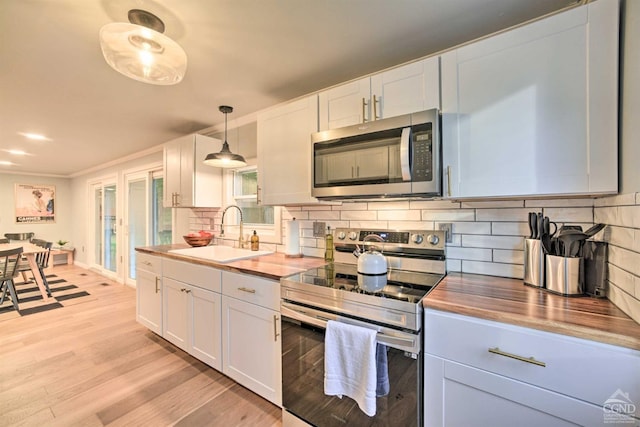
[99,9,187,85]
[203,106,247,168]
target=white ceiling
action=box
[0,0,577,177]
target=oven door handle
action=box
[281,302,419,352]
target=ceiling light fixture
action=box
[19,132,50,141]
[99,9,187,85]
[203,106,247,168]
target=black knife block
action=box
[583,241,608,298]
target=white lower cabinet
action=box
[162,259,222,371]
[424,309,640,427]
[135,253,162,335]
[221,271,282,406]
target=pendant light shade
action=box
[204,106,247,168]
[99,9,187,85]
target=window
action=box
[224,164,281,242]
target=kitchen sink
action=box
[168,245,273,263]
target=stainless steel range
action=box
[281,228,446,427]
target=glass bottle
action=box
[324,226,334,262]
[250,230,259,251]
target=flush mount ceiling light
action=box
[99,9,187,85]
[203,106,248,168]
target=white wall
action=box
[0,173,72,243]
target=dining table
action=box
[0,242,53,302]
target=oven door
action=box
[281,302,422,427]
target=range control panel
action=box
[333,228,446,251]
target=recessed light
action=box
[0,160,14,166]
[19,132,51,141]
[3,149,30,156]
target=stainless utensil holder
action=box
[524,239,545,288]
[545,255,584,296]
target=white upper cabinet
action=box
[442,0,619,199]
[319,57,440,131]
[163,134,223,208]
[257,95,319,205]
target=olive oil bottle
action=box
[324,226,334,262]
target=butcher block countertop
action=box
[136,244,327,281]
[425,272,640,351]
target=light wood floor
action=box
[0,264,282,427]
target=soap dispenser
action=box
[250,230,259,251]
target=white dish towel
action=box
[324,320,378,417]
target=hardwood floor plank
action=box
[0,264,283,426]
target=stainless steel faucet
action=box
[221,205,245,248]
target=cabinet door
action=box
[257,95,319,205]
[162,277,189,351]
[370,57,440,120]
[178,137,195,207]
[424,355,610,427]
[163,141,182,207]
[189,286,222,371]
[319,78,370,130]
[221,296,281,405]
[136,268,162,335]
[441,0,618,199]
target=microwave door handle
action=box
[400,127,411,181]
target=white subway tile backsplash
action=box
[526,198,594,208]
[446,247,492,262]
[594,193,636,207]
[461,200,524,209]
[491,222,529,236]
[422,209,475,221]
[462,260,523,279]
[542,207,593,223]
[340,210,377,221]
[462,235,523,250]
[368,200,410,210]
[378,209,420,221]
[186,191,640,323]
[451,222,491,235]
[476,208,530,222]
[493,249,524,264]
[410,200,461,209]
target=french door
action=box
[124,169,172,285]
[90,179,118,279]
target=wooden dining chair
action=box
[0,247,23,310]
[16,240,53,297]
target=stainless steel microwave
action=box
[311,109,441,199]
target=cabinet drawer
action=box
[136,253,162,274]
[424,309,640,408]
[163,258,221,293]
[222,271,280,311]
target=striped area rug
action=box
[0,274,92,318]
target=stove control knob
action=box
[411,234,424,244]
[337,231,346,240]
[426,234,440,245]
[348,232,358,241]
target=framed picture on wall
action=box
[15,183,55,223]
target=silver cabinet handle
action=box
[361,97,368,123]
[155,276,160,293]
[372,94,380,121]
[273,315,280,342]
[488,347,546,367]
[180,288,191,293]
[142,260,152,266]
[446,165,452,197]
[257,185,262,205]
[238,287,256,294]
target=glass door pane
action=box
[128,179,147,280]
[152,177,172,245]
[104,184,117,273]
[94,186,103,266]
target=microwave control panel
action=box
[411,124,432,182]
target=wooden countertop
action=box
[136,244,327,280]
[424,272,640,351]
